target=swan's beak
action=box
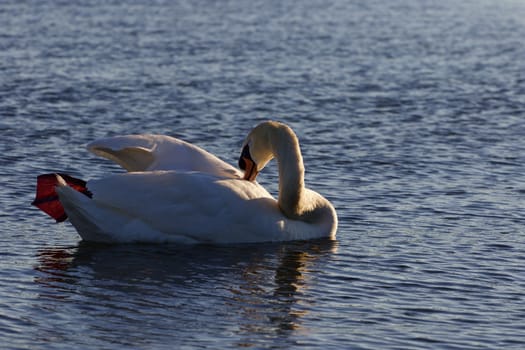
[239,145,258,181]
[242,158,258,181]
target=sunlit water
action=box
[1,0,525,349]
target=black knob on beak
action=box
[239,145,250,170]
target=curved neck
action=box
[271,126,305,219]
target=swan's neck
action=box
[272,127,306,219]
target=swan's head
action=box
[239,121,281,181]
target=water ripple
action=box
[2,0,525,349]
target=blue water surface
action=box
[1,0,525,349]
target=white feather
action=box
[87,134,242,178]
[56,122,338,244]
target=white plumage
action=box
[47,121,338,243]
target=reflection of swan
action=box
[34,241,337,339]
[33,121,337,244]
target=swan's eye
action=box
[239,144,251,170]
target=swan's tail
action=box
[32,173,92,222]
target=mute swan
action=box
[32,121,338,243]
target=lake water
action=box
[1,0,525,348]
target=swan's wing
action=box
[87,134,242,178]
[58,171,277,243]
